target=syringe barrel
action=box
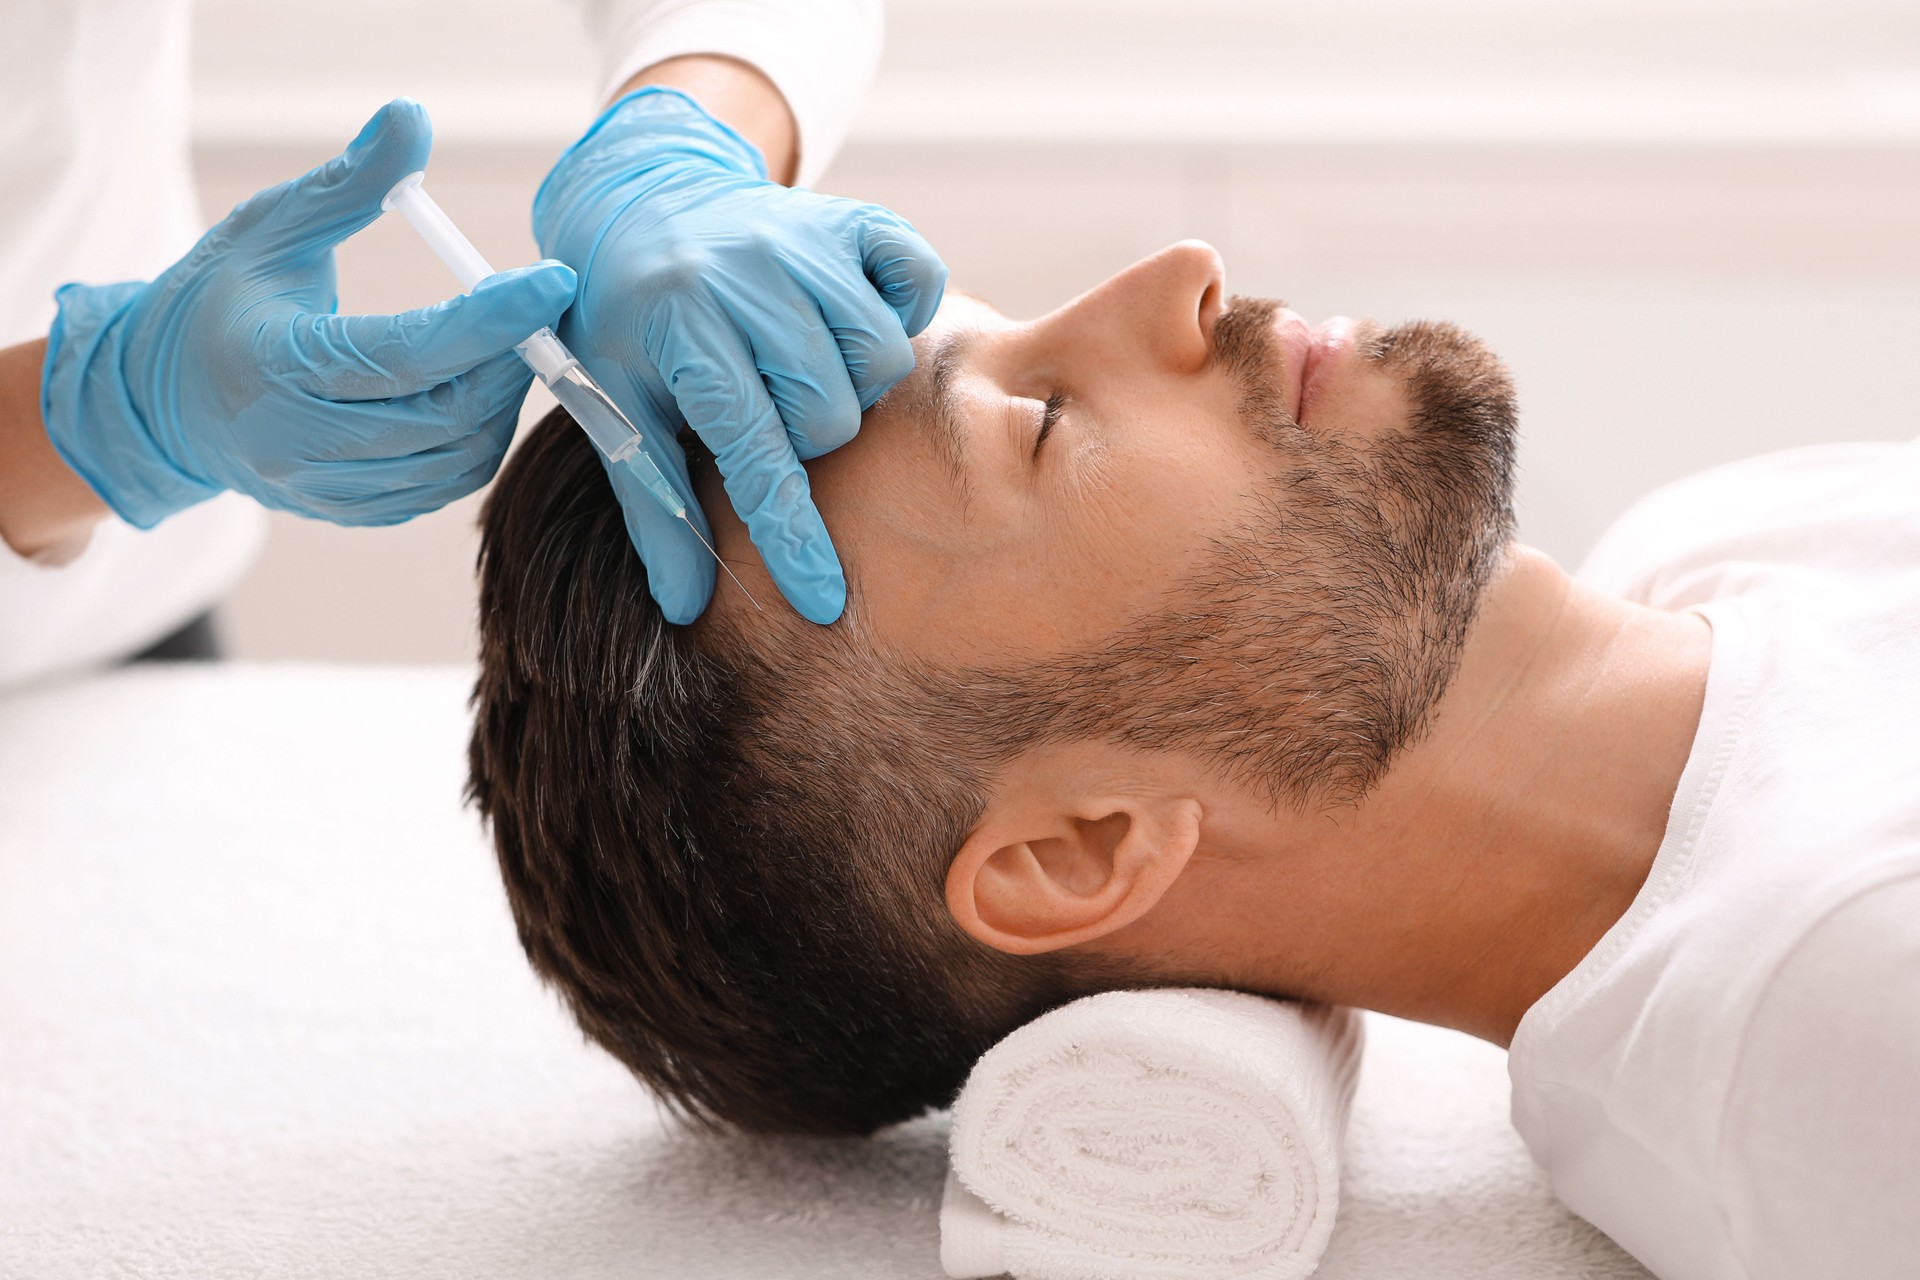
[516,328,576,384]
[381,172,494,292]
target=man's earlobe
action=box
[944,793,1203,956]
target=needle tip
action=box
[679,513,762,612]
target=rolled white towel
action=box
[941,989,1363,1280]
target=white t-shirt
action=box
[1508,438,1920,1280]
[0,0,879,691]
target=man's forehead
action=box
[883,290,992,410]
[916,288,1002,350]
[941,286,1000,314]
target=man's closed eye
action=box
[1031,390,1068,460]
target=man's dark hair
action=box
[468,311,1513,1135]
[468,410,1118,1135]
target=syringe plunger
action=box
[380,171,575,384]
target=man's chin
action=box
[1365,317,1521,587]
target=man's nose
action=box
[1043,240,1226,374]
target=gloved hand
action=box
[42,100,577,529]
[533,87,948,624]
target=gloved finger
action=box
[736,285,864,460]
[603,451,716,625]
[393,448,512,514]
[313,348,532,460]
[284,263,574,402]
[303,420,513,490]
[805,260,916,416]
[856,208,949,338]
[650,293,845,623]
[239,99,435,261]
[303,445,509,526]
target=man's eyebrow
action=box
[919,327,976,505]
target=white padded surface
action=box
[0,665,1650,1279]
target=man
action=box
[0,0,941,687]
[468,241,1919,1280]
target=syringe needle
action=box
[680,514,763,612]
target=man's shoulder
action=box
[1715,863,1920,1279]
[1575,438,1920,607]
[1510,811,1920,1144]
[1734,861,1920,1052]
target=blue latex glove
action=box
[42,100,577,529]
[533,87,948,624]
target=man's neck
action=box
[1133,545,1713,1045]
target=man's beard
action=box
[1148,295,1520,809]
[1210,296,1516,585]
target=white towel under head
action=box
[941,989,1364,1280]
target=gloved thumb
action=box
[236,99,434,261]
[857,210,948,338]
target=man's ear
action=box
[944,772,1203,957]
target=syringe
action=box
[380,170,758,610]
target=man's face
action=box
[783,241,1386,666]
[707,240,1515,699]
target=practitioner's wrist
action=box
[0,336,109,561]
[609,54,798,186]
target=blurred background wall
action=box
[192,0,1920,664]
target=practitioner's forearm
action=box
[0,338,108,560]
[611,54,800,186]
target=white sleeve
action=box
[573,0,882,188]
[1718,871,1920,1280]
[0,495,264,691]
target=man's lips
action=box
[1274,308,1357,425]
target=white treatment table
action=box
[0,664,1652,1279]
